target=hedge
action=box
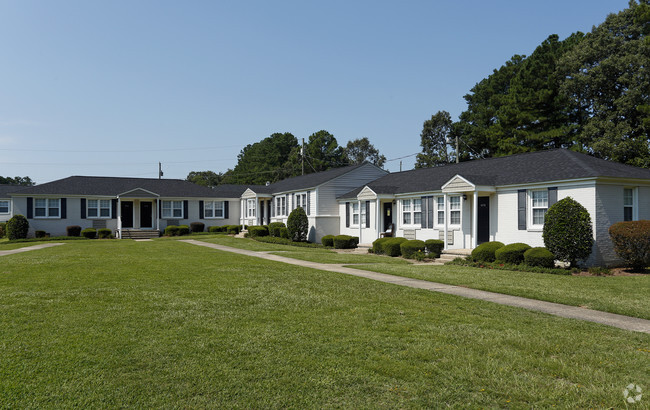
[278,227,289,239]
[400,240,426,259]
[524,247,555,268]
[66,225,82,237]
[372,237,392,254]
[334,235,358,249]
[97,228,112,239]
[190,222,205,233]
[35,230,48,238]
[384,237,408,257]
[253,236,323,248]
[226,225,241,235]
[471,241,504,262]
[425,239,444,258]
[0,222,5,238]
[268,222,286,238]
[609,220,650,271]
[6,215,29,240]
[321,235,335,247]
[495,243,531,265]
[164,225,179,236]
[248,225,269,237]
[81,228,97,239]
[178,225,190,236]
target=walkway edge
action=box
[0,242,65,256]
[180,239,650,334]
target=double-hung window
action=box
[436,197,445,225]
[88,199,111,218]
[296,193,307,210]
[531,190,548,226]
[402,198,422,225]
[204,201,224,218]
[402,199,412,224]
[275,197,286,216]
[247,199,256,218]
[162,201,183,218]
[0,200,9,214]
[413,198,422,225]
[35,198,60,218]
[352,202,360,225]
[624,188,634,221]
[449,196,461,225]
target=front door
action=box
[477,196,490,244]
[140,202,153,228]
[121,201,134,228]
[383,203,393,231]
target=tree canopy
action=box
[415,110,455,168]
[344,137,386,167]
[0,176,35,186]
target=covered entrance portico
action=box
[116,188,161,239]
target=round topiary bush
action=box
[287,207,308,242]
[608,220,650,271]
[495,243,531,265]
[471,241,504,262]
[543,197,593,267]
[66,225,82,237]
[372,237,392,254]
[425,239,444,258]
[268,222,286,238]
[279,227,289,239]
[97,228,112,239]
[400,239,426,259]
[248,225,269,237]
[208,226,222,233]
[177,225,190,236]
[81,228,97,239]
[164,225,179,236]
[190,222,205,233]
[227,225,241,235]
[524,247,555,268]
[6,215,29,240]
[384,237,408,257]
[321,235,335,247]
[334,235,356,249]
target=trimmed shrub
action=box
[384,237,408,257]
[471,241,504,262]
[321,235,335,247]
[543,197,593,267]
[190,222,205,233]
[178,225,190,236]
[268,222,286,237]
[254,236,323,248]
[66,225,82,237]
[372,237,392,254]
[248,225,269,237]
[287,207,309,242]
[81,228,97,239]
[334,235,355,249]
[350,236,359,248]
[6,215,29,240]
[609,220,650,271]
[97,228,112,239]
[208,226,221,233]
[495,243,531,265]
[35,230,48,238]
[164,225,179,236]
[227,225,241,235]
[400,239,426,259]
[0,222,5,238]
[278,227,289,239]
[425,239,444,258]
[524,247,556,268]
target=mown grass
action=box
[0,240,648,407]
[350,263,650,320]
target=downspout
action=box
[472,191,478,249]
[443,193,448,250]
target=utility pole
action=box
[301,138,305,175]
[158,162,163,179]
[400,161,402,172]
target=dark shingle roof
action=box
[255,163,375,194]
[12,176,240,198]
[340,149,650,197]
[210,184,251,198]
[0,184,28,197]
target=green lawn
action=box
[0,240,648,407]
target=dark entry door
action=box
[477,196,490,244]
[383,203,393,231]
[140,202,153,228]
[121,201,134,228]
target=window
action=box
[531,190,548,226]
[624,188,634,221]
[402,199,411,224]
[88,199,111,218]
[449,196,461,225]
[352,202,360,225]
[436,197,445,225]
[275,196,286,216]
[360,201,366,226]
[162,201,183,218]
[204,201,224,218]
[0,200,9,214]
[35,198,60,218]
[413,199,422,225]
[247,199,256,218]
[296,193,307,210]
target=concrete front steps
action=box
[121,230,161,240]
[433,249,472,264]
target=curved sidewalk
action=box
[181,239,650,334]
[0,242,65,256]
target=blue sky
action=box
[0,0,631,184]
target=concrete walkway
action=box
[181,239,650,334]
[0,242,65,256]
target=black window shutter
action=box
[199,200,204,219]
[421,196,427,228]
[345,202,350,228]
[518,190,527,230]
[292,193,295,210]
[365,201,370,228]
[111,199,118,219]
[61,198,67,219]
[271,198,275,217]
[27,197,33,219]
[224,201,229,219]
[285,194,289,214]
[307,191,311,215]
[183,200,188,219]
[81,198,86,219]
[427,196,434,229]
[158,201,162,219]
[548,187,558,207]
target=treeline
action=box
[0,176,34,186]
[188,131,386,186]
[417,1,650,168]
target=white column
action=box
[156,198,160,231]
[443,193,448,250]
[117,196,122,239]
[376,198,381,239]
[472,191,478,249]
[358,199,362,244]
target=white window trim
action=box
[529,189,548,230]
[204,200,225,219]
[247,199,256,218]
[434,196,446,227]
[162,200,184,219]
[401,198,423,227]
[351,202,360,227]
[275,196,287,217]
[0,199,10,214]
[295,192,307,211]
[623,187,637,221]
[34,198,61,219]
[87,199,112,219]
[448,196,462,227]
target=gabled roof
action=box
[340,149,650,197]
[12,176,236,198]
[0,184,28,197]
[211,184,253,198]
